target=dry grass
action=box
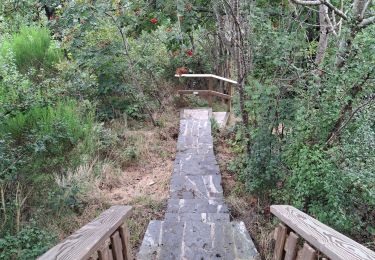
[214,126,275,260]
[55,107,179,254]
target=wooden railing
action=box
[271,205,375,260]
[39,205,132,260]
[175,74,237,112]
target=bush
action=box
[0,224,56,260]
[0,26,62,73]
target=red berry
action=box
[186,49,193,57]
[150,18,158,24]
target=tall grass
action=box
[0,100,94,145]
[0,26,62,73]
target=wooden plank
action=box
[98,246,113,260]
[38,205,132,260]
[175,74,238,84]
[271,205,375,260]
[296,243,316,260]
[111,231,124,260]
[209,90,231,100]
[227,84,233,112]
[284,232,299,260]
[208,78,213,107]
[273,223,287,260]
[119,225,133,260]
[178,90,231,100]
[178,90,210,96]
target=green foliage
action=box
[1,26,62,73]
[0,224,56,260]
[232,2,375,245]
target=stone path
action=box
[138,109,258,259]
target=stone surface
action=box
[138,109,258,260]
[138,221,258,260]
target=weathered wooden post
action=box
[227,84,233,112]
[208,78,213,107]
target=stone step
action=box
[173,154,220,176]
[166,199,229,214]
[170,175,223,199]
[165,213,230,223]
[137,220,258,260]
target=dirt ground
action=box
[103,110,180,255]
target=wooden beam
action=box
[209,90,231,100]
[38,206,132,260]
[208,78,213,107]
[175,74,238,85]
[178,90,231,100]
[284,232,299,260]
[273,223,287,260]
[271,205,375,260]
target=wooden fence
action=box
[271,205,375,260]
[175,74,237,112]
[38,205,132,260]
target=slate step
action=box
[137,220,259,260]
[165,213,230,223]
[170,175,223,199]
[166,199,229,214]
[173,154,220,176]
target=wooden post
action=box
[274,223,287,260]
[227,84,233,112]
[208,78,213,107]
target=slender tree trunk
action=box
[315,5,329,66]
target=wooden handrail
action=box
[271,205,375,260]
[39,205,132,260]
[175,74,238,84]
[178,90,232,100]
[175,74,235,112]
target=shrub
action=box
[0,26,62,73]
[0,224,56,260]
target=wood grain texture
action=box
[271,205,375,260]
[111,231,124,260]
[38,205,132,260]
[274,223,287,260]
[296,243,316,260]
[284,232,299,260]
[99,246,113,260]
[119,225,133,260]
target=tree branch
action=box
[326,93,375,145]
[290,0,348,20]
[359,15,375,28]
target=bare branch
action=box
[361,0,371,19]
[359,15,375,28]
[290,0,320,5]
[321,0,348,20]
[326,93,375,145]
[291,0,348,20]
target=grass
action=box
[5,26,62,73]
[127,196,167,254]
[1,100,94,144]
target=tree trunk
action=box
[315,5,329,66]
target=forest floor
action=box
[60,107,180,256]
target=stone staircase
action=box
[138,109,258,259]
